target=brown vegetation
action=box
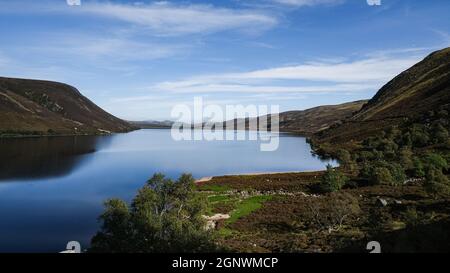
[0,77,135,137]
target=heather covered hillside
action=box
[0,77,135,136]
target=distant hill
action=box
[198,100,366,135]
[129,120,174,129]
[315,47,450,144]
[273,101,367,134]
[0,77,135,136]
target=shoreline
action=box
[0,128,138,139]
[0,127,308,139]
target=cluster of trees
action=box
[320,108,449,197]
[90,173,217,253]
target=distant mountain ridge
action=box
[129,120,174,129]
[196,100,367,135]
[0,77,135,136]
[315,47,450,144]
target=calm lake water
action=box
[0,129,335,252]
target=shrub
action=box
[403,207,421,229]
[388,163,406,186]
[319,164,348,193]
[337,149,357,173]
[431,123,449,144]
[370,167,393,185]
[424,168,450,198]
[398,147,414,170]
[423,153,448,172]
[412,157,426,178]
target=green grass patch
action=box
[218,227,234,237]
[227,195,272,224]
[198,184,230,193]
[208,194,233,203]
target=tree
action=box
[319,164,348,193]
[90,173,216,253]
[90,199,133,252]
[424,168,450,198]
[431,123,449,144]
[306,192,360,233]
[412,157,426,178]
[370,167,393,185]
[337,149,357,173]
[388,163,406,186]
[411,125,430,147]
[423,153,448,172]
[399,147,414,170]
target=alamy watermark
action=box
[60,241,81,253]
[66,0,81,6]
[367,0,381,6]
[366,241,381,253]
[170,97,280,152]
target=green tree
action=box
[90,199,133,252]
[424,168,450,198]
[319,164,348,193]
[90,173,216,253]
[411,125,430,147]
[399,147,414,170]
[370,167,394,185]
[423,153,448,171]
[412,157,426,178]
[388,163,406,186]
[431,123,449,144]
[337,149,357,173]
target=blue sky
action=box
[0,0,449,121]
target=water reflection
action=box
[0,136,112,180]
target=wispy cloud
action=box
[431,29,450,45]
[154,82,378,94]
[77,2,278,36]
[150,53,423,94]
[47,36,187,61]
[0,1,278,37]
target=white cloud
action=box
[233,57,419,82]
[150,54,422,94]
[53,36,186,61]
[0,1,278,36]
[154,82,378,94]
[79,2,278,36]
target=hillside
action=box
[201,100,366,135]
[274,100,367,134]
[0,77,135,136]
[315,47,450,144]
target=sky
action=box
[0,0,449,121]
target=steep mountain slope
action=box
[0,77,135,136]
[200,100,367,135]
[315,47,450,144]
